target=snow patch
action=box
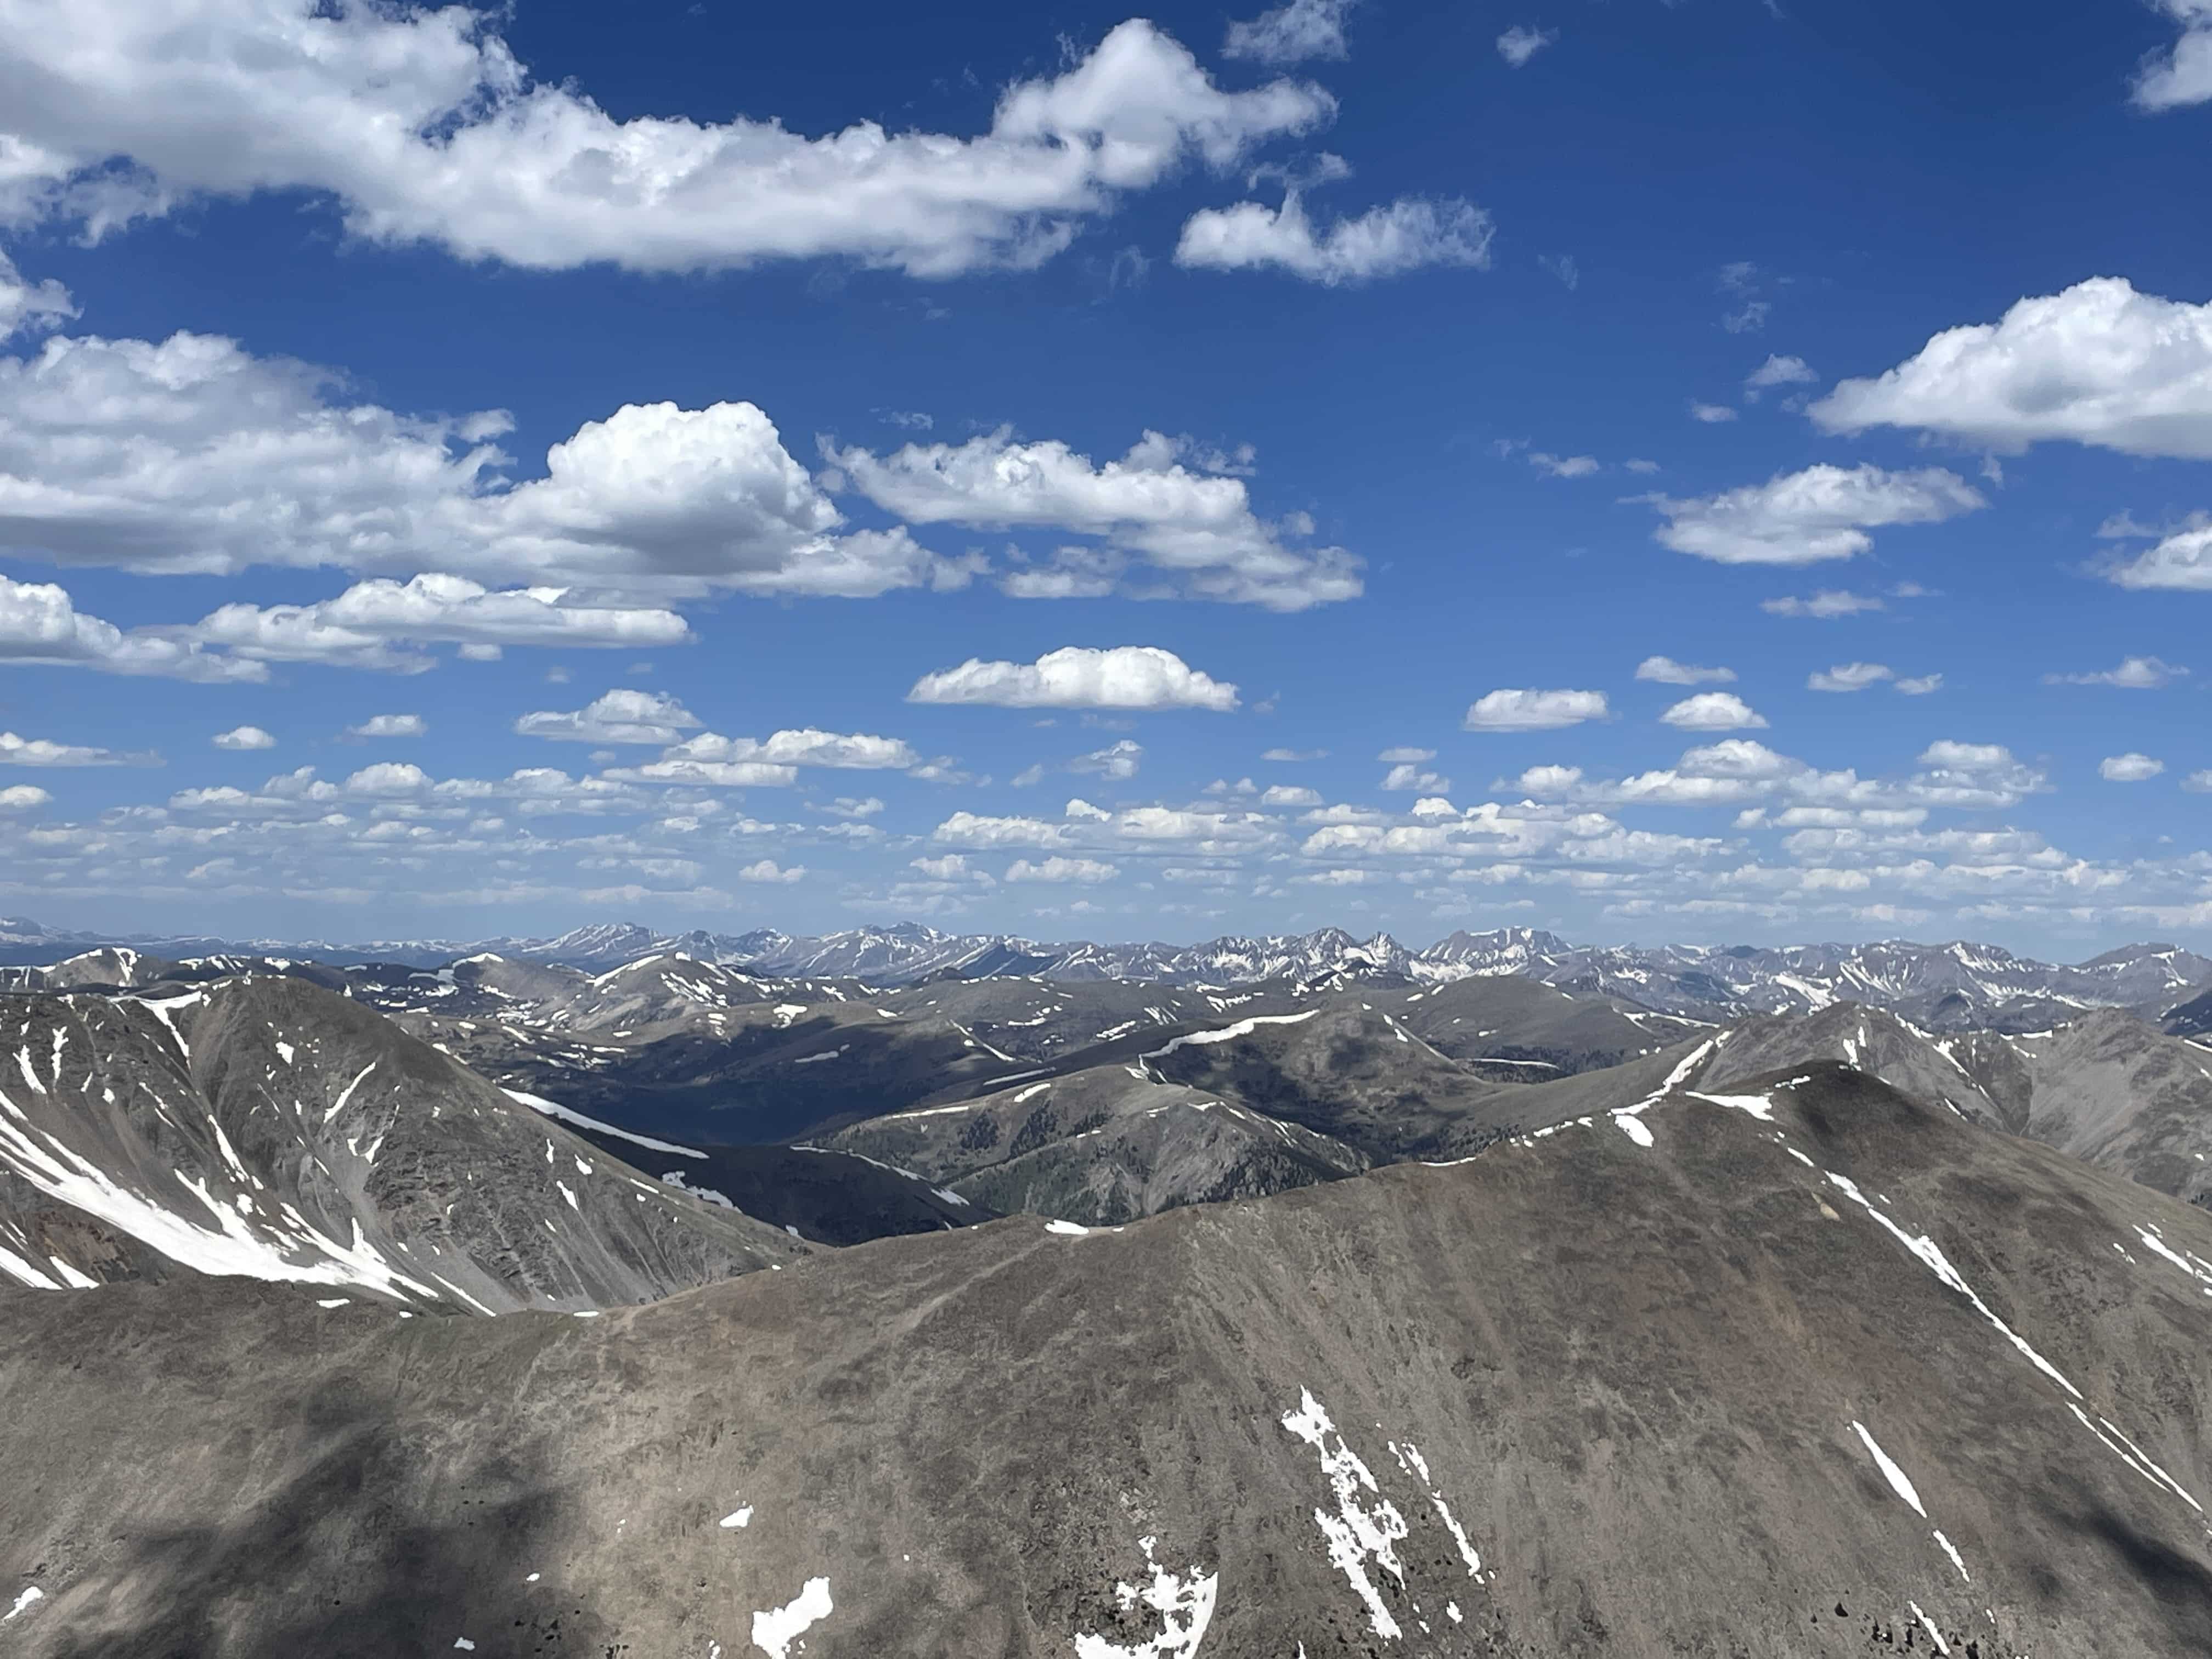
[505,1089,705,1159]
[1906,1600,1947,1655]
[751,1577,833,1658]
[1686,1089,1778,1121]
[1141,1010,1319,1060]
[0,1242,60,1290]
[1606,1039,1716,1146]
[1932,1529,1971,1582]
[1073,1536,1218,1659]
[323,1060,377,1124]
[1849,1420,1927,1516]
[1279,1389,1408,1640]
[2134,1223,2212,1295]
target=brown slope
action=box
[1953,1009,2212,1207]
[3,1064,2211,1654]
[1705,1002,2212,1209]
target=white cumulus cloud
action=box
[0,573,263,682]
[0,327,949,603]
[0,10,1332,279]
[2103,521,2212,590]
[611,729,919,788]
[1762,590,1886,619]
[1636,656,1736,685]
[831,428,1357,610]
[2044,656,2189,689]
[0,731,155,767]
[908,645,1239,710]
[189,574,692,671]
[345,714,425,738]
[931,811,1074,849]
[0,253,74,343]
[1175,193,1493,287]
[1649,464,1984,565]
[1808,663,1894,693]
[2100,753,2166,782]
[515,691,702,746]
[212,726,275,751]
[1812,278,2212,459]
[2134,2,2212,111]
[738,860,805,884]
[1743,354,1816,400]
[1069,739,1144,780]
[1465,688,1610,730]
[1660,692,1767,730]
[1224,0,1357,64]
[1496,26,1557,67]
[1005,855,1120,883]
[1382,763,1451,791]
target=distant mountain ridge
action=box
[2,916,2207,1028]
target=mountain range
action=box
[6,915,2210,1029]
[7,922,2212,1652]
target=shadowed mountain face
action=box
[0,978,804,1311]
[512,1092,991,1245]
[398,993,1035,1146]
[4,1066,2212,1655]
[2167,984,2212,1039]
[1366,973,1708,1076]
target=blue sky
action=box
[2,0,2211,955]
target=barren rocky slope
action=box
[1708,1002,2212,1208]
[0,977,803,1311]
[3,1064,2210,1655]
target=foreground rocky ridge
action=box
[3,1065,2210,1655]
